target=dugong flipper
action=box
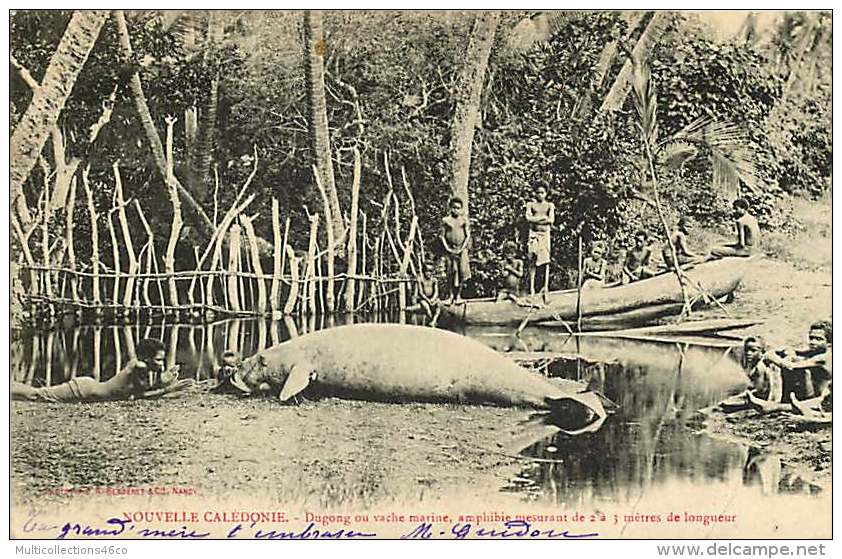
[234,324,608,435]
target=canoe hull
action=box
[443,257,752,327]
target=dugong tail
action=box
[544,391,608,436]
[498,391,609,455]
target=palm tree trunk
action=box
[10,10,109,224]
[599,11,666,113]
[190,11,224,197]
[303,10,344,244]
[114,9,215,238]
[593,12,647,90]
[448,11,499,210]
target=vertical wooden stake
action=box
[114,162,139,311]
[81,167,100,305]
[65,176,79,303]
[134,200,154,309]
[398,216,418,313]
[227,223,243,313]
[240,214,267,314]
[40,166,54,302]
[163,116,183,309]
[107,203,121,308]
[576,233,584,333]
[304,214,319,316]
[344,147,362,312]
[283,246,300,316]
[270,198,283,316]
[313,165,335,313]
[359,211,367,309]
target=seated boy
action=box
[11,339,182,403]
[440,196,471,303]
[720,336,782,412]
[663,217,705,268]
[416,261,442,325]
[497,242,525,302]
[710,198,760,258]
[748,320,833,413]
[623,230,657,283]
[581,241,607,288]
[212,350,244,393]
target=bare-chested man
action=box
[710,198,760,258]
[525,185,555,299]
[11,338,183,403]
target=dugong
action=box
[232,323,608,435]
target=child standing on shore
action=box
[440,197,471,304]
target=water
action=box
[12,318,828,536]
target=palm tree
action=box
[303,10,344,244]
[113,9,215,237]
[449,11,499,211]
[630,56,762,317]
[10,10,110,224]
[188,10,224,198]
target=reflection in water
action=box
[491,336,824,509]
[12,314,425,386]
[12,318,824,516]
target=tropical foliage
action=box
[10,10,832,298]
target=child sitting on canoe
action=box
[663,217,705,268]
[710,198,760,259]
[720,336,782,412]
[623,230,657,283]
[496,242,525,303]
[440,196,471,304]
[748,320,833,414]
[581,241,607,288]
[11,338,187,403]
[415,261,442,325]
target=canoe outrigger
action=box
[441,256,755,329]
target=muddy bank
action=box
[692,198,832,487]
[12,394,530,511]
[698,409,831,488]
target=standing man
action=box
[710,198,760,258]
[525,185,555,299]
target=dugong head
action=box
[232,353,283,395]
[231,351,308,401]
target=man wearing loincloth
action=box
[525,185,555,298]
[11,338,184,402]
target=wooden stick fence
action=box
[16,149,429,326]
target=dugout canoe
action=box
[442,256,754,328]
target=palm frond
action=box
[663,117,765,194]
[630,56,658,145]
[658,140,698,170]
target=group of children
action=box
[414,191,761,321]
[723,320,832,423]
